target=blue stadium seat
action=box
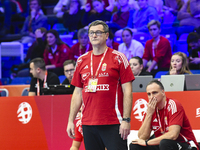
[114,36,123,44]
[0,78,10,85]
[10,77,32,85]
[0,88,9,97]
[21,87,29,96]
[60,35,78,47]
[132,32,151,46]
[52,23,68,35]
[190,70,200,74]
[176,33,189,56]
[154,71,168,78]
[59,75,66,83]
[162,34,177,52]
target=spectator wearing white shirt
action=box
[118,28,144,60]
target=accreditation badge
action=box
[88,78,98,92]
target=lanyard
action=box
[90,48,108,79]
[37,71,47,96]
[156,101,166,134]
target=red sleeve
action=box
[55,44,71,68]
[43,49,49,65]
[74,121,83,142]
[168,100,184,127]
[118,52,135,84]
[153,37,171,63]
[71,57,84,88]
[142,40,152,61]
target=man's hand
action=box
[190,57,200,64]
[147,97,157,116]
[132,139,146,146]
[119,121,130,140]
[67,121,75,139]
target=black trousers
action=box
[129,139,195,150]
[82,124,128,150]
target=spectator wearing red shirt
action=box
[69,28,93,61]
[142,20,172,76]
[43,29,71,76]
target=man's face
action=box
[64,64,75,83]
[189,41,200,50]
[149,24,161,39]
[146,83,165,104]
[88,25,108,47]
[79,34,89,47]
[118,0,128,7]
[92,1,104,13]
[30,0,40,11]
[30,62,38,78]
[138,0,148,9]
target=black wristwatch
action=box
[122,118,131,123]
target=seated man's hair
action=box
[30,57,46,71]
[77,28,88,38]
[147,80,164,90]
[63,60,76,67]
[147,20,161,29]
[187,32,200,44]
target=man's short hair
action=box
[187,32,200,44]
[77,28,88,38]
[146,80,164,90]
[88,20,109,33]
[147,20,161,29]
[63,60,76,67]
[30,57,46,71]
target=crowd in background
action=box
[0,0,200,81]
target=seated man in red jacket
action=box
[142,20,172,76]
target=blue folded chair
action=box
[10,77,32,85]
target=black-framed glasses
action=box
[89,30,106,37]
[65,69,74,73]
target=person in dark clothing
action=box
[62,59,75,93]
[29,57,60,96]
[82,0,112,26]
[62,0,85,32]
[11,27,47,78]
[187,32,200,69]
[129,56,152,76]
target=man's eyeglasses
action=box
[89,30,106,37]
[65,69,74,73]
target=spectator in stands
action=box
[177,0,200,36]
[62,60,75,94]
[187,32,200,69]
[29,57,60,96]
[62,0,85,32]
[167,52,192,75]
[148,0,163,20]
[69,28,93,61]
[107,0,130,33]
[20,0,48,43]
[86,0,115,12]
[0,0,24,36]
[129,80,199,150]
[106,30,119,50]
[11,27,47,78]
[53,0,69,18]
[43,29,71,76]
[142,20,172,76]
[82,0,112,27]
[115,0,159,36]
[129,56,152,76]
[163,0,184,16]
[118,28,144,60]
